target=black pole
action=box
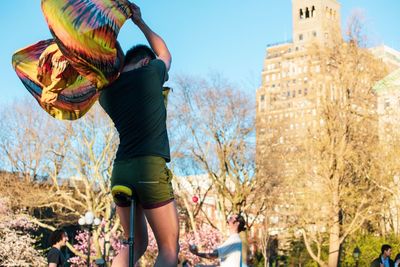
[128,197,136,267]
[103,236,107,264]
[337,209,344,266]
[105,204,115,266]
[87,226,91,267]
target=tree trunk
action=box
[328,214,341,266]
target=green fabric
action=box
[99,59,170,162]
[110,156,174,208]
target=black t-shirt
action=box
[47,247,65,266]
[99,59,170,162]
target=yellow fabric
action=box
[37,44,79,104]
[12,0,132,120]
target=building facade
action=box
[256,0,341,181]
[256,0,400,242]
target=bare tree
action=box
[0,98,59,182]
[168,74,269,265]
[284,14,388,266]
[170,74,268,226]
[0,100,122,262]
[367,68,400,236]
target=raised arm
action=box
[189,244,219,259]
[129,2,172,71]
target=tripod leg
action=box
[128,197,135,267]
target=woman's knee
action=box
[157,247,179,266]
[159,241,179,258]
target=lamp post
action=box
[79,211,101,267]
[352,247,361,267]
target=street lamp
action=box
[353,246,361,267]
[79,211,101,267]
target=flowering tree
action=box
[179,223,223,266]
[80,222,221,267]
[0,101,121,263]
[0,197,46,266]
[69,223,125,266]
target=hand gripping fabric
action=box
[12,0,132,120]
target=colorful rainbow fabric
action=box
[12,0,132,120]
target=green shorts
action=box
[111,156,174,209]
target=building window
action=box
[385,99,390,109]
[311,6,316,17]
[313,31,317,37]
[299,34,303,41]
[299,9,304,19]
[260,95,265,101]
[293,90,296,97]
[298,89,302,95]
[304,88,308,95]
[305,7,310,18]
[287,91,290,97]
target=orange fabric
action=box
[12,0,132,120]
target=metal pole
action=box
[103,236,106,264]
[337,209,344,266]
[128,197,135,267]
[87,226,91,267]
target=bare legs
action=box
[111,201,179,267]
[144,201,179,267]
[111,205,147,267]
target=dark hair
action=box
[395,253,400,261]
[124,44,156,66]
[236,214,246,233]
[381,244,392,254]
[49,229,66,246]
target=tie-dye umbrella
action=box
[12,0,132,120]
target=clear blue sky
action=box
[1,1,399,105]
